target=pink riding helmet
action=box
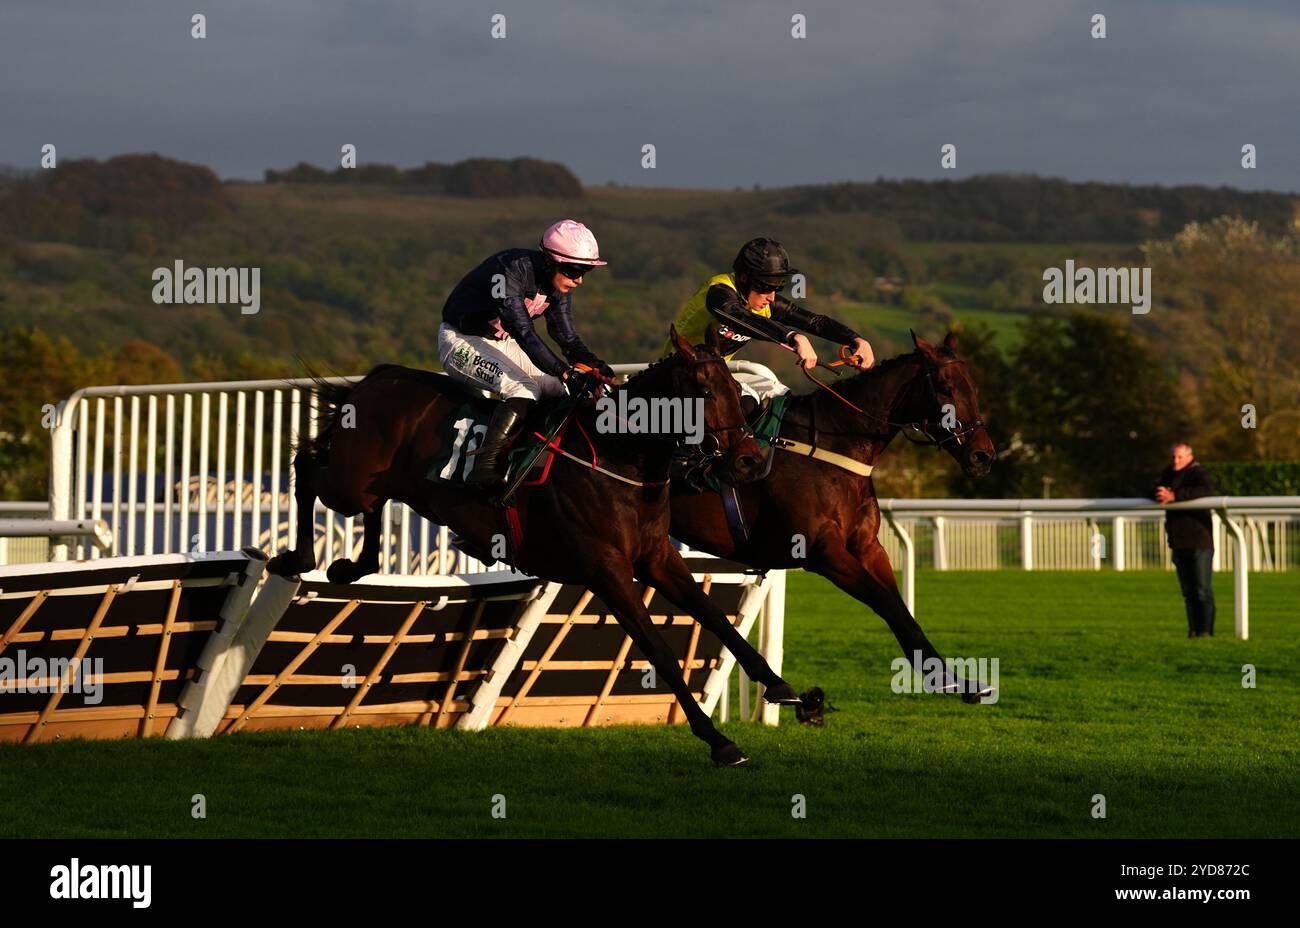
[540,219,608,266]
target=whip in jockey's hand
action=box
[792,334,818,371]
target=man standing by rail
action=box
[1152,442,1217,637]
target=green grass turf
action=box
[3,570,1297,838]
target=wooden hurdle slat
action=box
[240,669,482,686]
[583,585,656,727]
[497,589,593,726]
[331,600,426,730]
[0,590,49,658]
[141,580,183,738]
[24,584,118,744]
[7,621,217,644]
[226,598,360,734]
[519,657,707,671]
[1,669,185,691]
[430,599,487,729]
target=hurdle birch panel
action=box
[492,571,749,728]
[1,549,780,744]
[0,551,263,743]
[210,570,551,734]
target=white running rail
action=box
[879,497,1300,640]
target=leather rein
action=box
[799,351,985,450]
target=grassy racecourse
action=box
[2,570,1297,839]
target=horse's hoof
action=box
[962,685,997,705]
[712,742,749,767]
[763,681,803,705]
[795,686,836,726]
[267,553,304,578]
[326,559,359,584]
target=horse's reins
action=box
[796,347,984,448]
[531,356,753,489]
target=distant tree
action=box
[774,175,1295,242]
[0,328,93,499]
[262,156,583,198]
[1142,217,1300,460]
[265,162,331,184]
[1002,312,1189,496]
[108,340,182,385]
[0,154,227,246]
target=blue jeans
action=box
[1172,548,1215,636]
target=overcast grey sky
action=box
[2,0,1296,191]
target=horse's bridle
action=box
[603,356,754,485]
[660,357,756,487]
[804,354,985,449]
[893,361,986,449]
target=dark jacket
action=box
[442,248,601,378]
[706,286,860,356]
[1151,461,1215,550]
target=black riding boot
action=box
[467,398,532,488]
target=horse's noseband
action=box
[895,363,985,449]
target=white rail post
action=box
[1220,509,1249,640]
[49,396,76,561]
[883,512,915,617]
[1020,513,1034,571]
[1113,516,1126,572]
[759,570,786,726]
[933,515,948,570]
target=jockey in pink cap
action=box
[439,219,615,488]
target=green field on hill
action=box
[3,569,1296,839]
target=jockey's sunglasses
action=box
[750,281,783,294]
[557,262,594,281]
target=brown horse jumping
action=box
[670,331,1000,703]
[267,327,803,765]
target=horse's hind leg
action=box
[326,506,384,584]
[268,449,322,577]
[637,539,801,706]
[589,554,748,767]
[819,538,996,704]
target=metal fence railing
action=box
[877,497,1300,640]
[45,362,788,572]
[875,513,1298,573]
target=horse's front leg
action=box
[587,551,749,766]
[816,537,996,704]
[636,538,801,705]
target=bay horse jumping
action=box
[670,331,1000,704]
[267,327,804,765]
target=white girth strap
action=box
[770,437,874,477]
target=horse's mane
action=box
[620,345,724,389]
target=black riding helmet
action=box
[732,237,800,293]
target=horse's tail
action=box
[288,359,401,461]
